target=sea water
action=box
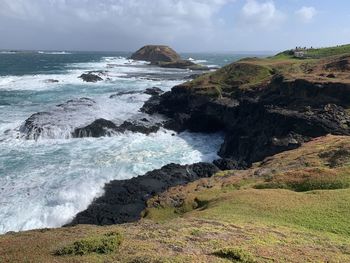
[0,51,255,234]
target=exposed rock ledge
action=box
[68,162,219,226]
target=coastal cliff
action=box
[2,45,350,262]
[143,51,350,165]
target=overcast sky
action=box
[0,0,349,52]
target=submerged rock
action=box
[67,162,219,226]
[44,79,59,83]
[109,90,143,99]
[79,73,103,82]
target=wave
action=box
[0,53,218,234]
[0,131,223,234]
[0,51,17,54]
[38,51,72,55]
[188,57,208,64]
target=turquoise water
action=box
[0,51,257,233]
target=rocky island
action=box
[130,45,209,70]
[2,44,350,262]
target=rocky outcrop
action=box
[79,73,103,82]
[142,76,350,166]
[68,162,219,226]
[20,97,164,139]
[73,116,164,138]
[73,118,117,138]
[130,45,181,63]
[130,45,209,71]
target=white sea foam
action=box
[38,51,72,55]
[0,53,222,234]
[0,51,17,54]
[0,131,223,233]
[187,57,208,64]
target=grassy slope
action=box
[2,136,350,262]
[184,44,350,97]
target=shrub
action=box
[212,247,256,263]
[54,231,122,256]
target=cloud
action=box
[0,0,235,50]
[0,0,230,26]
[240,0,285,29]
[296,6,317,23]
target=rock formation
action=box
[130,45,208,70]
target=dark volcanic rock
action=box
[117,118,161,135]
[79,73,103,82]
[213,158,248,170]
[68,162,219,226]
[142,78,350,166]
[130,45,181,63]
[73,115,164,138]
[144,87,164,96]
[73,119,117,138]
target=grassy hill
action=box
[182,44,350,98]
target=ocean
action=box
[0,50,261,234]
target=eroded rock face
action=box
[67,162,219,226]
[130,45,181,63]
[142,78,350,166]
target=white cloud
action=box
[240,0,285,29]
[0,0,231,26]
[0,0,234,50]
[296,6,317,23]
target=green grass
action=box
[274,44,350,59]
[306,44,350,58]
[54,232,122,256]
[185,61,273,96]
[192,188,350,236]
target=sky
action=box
[0,0,349,52]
